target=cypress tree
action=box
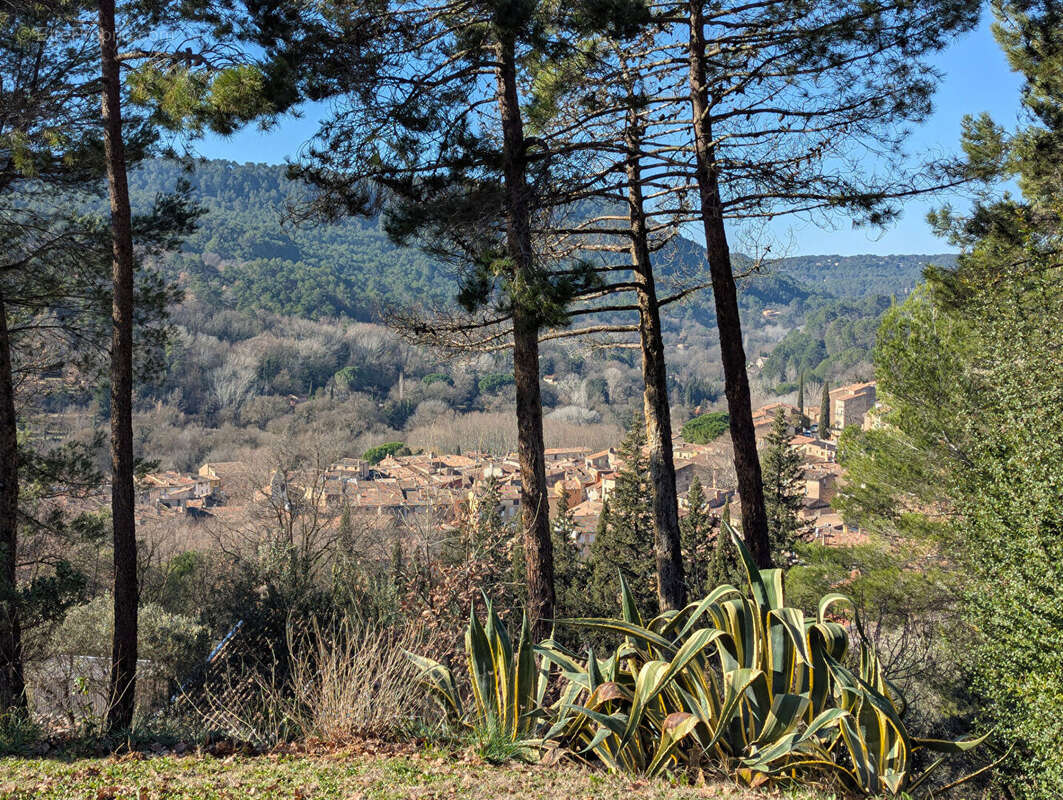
[760,410,807,564]
[551,490,586,618]
[680,476,712,598]
[706,502,744,591]
[586,421,655,615]
[819,382,832,440]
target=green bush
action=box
[477,373,515,395]
[681,412,729,444]
[362,442,406,465]
[52,596,210,688]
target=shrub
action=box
[362,441,406,465]
[39,597,209,723]
[189,616,433,746]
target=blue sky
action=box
[196,12,1023,257]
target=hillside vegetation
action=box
[132,159,939,325]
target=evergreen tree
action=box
[92,0,276,732]
[840,5,1063,790]
[797,372,808,429]
[819,381,831,439]
[705,501,744,591]
[680,477,712,598]
[551,490,586,618]
[390,539,405,594]
[760,410,807,564]
[586,421,655,615]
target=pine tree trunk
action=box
[624,116,685,611]
[686,2,772,568]
[0,293,26,712]
[99,0,138,732]
[496,38,554,640]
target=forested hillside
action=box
[131,160,938,324]
[771,253,957,297]
[759,295,893,384]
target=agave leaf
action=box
[799,707,849,743]
[754,692,810,746]
[913,731,990,753]
[406,651,464,721]
[570,704,628,739]
[905,755,947,795]
[707,668,765,750]
[586,680,631,709]
[768,607,811,667]
[465,609,494,724]
[587,647,603,690]
[516,611,537,735]
[718,599,755,671]
[534,641,583,675]
[723,519,769,608]
[656,628,729,693]
[759,569,786,611]
[646,712,700,777]
[559,617,677,656]
[618,660,672,748]
[838,713,876,793]
[817,592,851,625]
[670,584,744,640]
[618,572,644,629]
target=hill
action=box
[770,253,957,297]
[130,159,937,322]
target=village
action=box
[134,381,879,551]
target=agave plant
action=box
[408,598,549,754]
[538,521,984,795]
[410,525,983,793]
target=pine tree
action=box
[680,477,712,598]
[760,410,807,564]
[586,421,655,615]
[819,382,831,440]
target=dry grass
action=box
[288,620,432,742]
[184,618,436,747]
[0,747,845,800]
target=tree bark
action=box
[624,115,686,611]
[496,38,554,641]
[99,0,139,732]
[0,294,26,712]
[686,2,772,568]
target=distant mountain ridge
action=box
[130,159,949,321]
[770,253,957,298]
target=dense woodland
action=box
[3,1,1063,799]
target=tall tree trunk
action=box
[0,294,26,712]
[624,115,685,611]
[99,0,138,732]
[496,38,554,640]
[686,2,772,567]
